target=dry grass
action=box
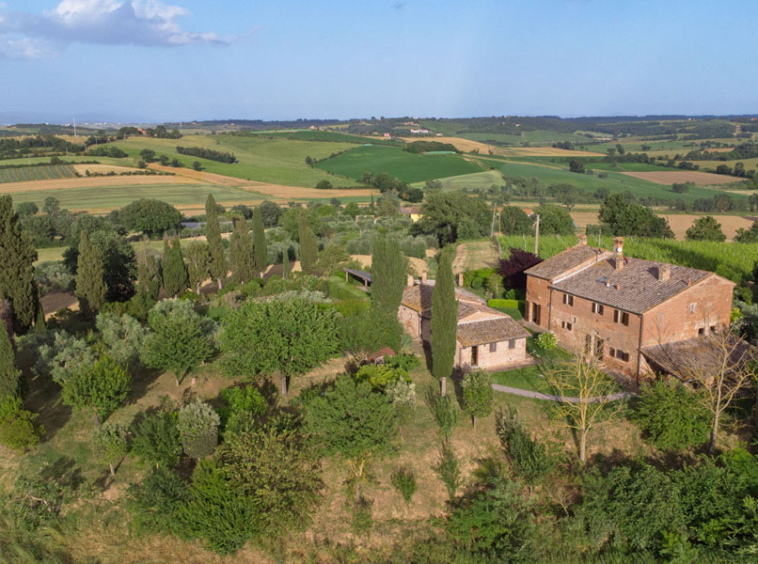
[0,174,202,194]
[72,164,139,175]
[453,240,500,272]
[40,292,79,317]
[350,254,428,274]
[621,170,739,186]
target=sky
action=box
[0,0,756,123]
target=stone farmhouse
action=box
[399,279,530,372]
[524,235,735,381]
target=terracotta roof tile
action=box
[457,317,530,347]
[551,257,716,314]
[525,245,607,280]
[642,334,757,380]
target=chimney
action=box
[406,274,414,288]
[657,264,671,282]
[614,237,624,271]
[456,272,464,287]
[578,234,587,246]
[421,271,428,285]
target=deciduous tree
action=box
[61,356,131,426]
[462,370,494,428]
[185,241,210,293]
[93,422,129,477]
[177,401,220,459]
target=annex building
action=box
[399,279,530,372]
[524,235,735,381]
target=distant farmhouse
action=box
[524,235,736,381]
[400,277,529,372]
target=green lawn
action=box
[254,129,397,145]
[110,135,360,188]
[315,144,484,184]
[0,164,77,183]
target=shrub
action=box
[385,353,420,372]
[178,459,259,555]
[434,439,462,502]
[177,401,220,459]
[391,466,418,504]
[126,466,189,536]
[0,397,44,451]
[535,332,557,350]
[92,422,129,477]
[495,406,554,483]
[488,298,519,309]
[461,370,494,428]
[631,380,710,451]
[5,475,65,531]
[385,378,416,427]
[218,385,267,436]
[355,363,409,392]
[425,388,459,438]
[131,409,183,468]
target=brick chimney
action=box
[456,272,464,287]
[614,237,624,271]
[578,234,587,246]
[657,264,671,282]
[421,271,428,285]
[406,274,414,288]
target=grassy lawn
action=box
[315,144,484,184]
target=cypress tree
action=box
[162,237,188,298]
[34,307,46,334]
[205,194,226,290]
[0,195,39,334]
[229,219,255,284]
[283,246,290,280]
[370,236,408,352]
[76,231,107,318]
[299,213,318,275]
[431,248,458,396]
[252,206,268,277]
[0,323,20,401]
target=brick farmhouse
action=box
[399,280,530,372]
[524,235,735,381]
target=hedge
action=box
[488,299,521,309]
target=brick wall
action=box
[642,276,734,347]
[456,338,528,371]
[399,304,422,339]
[525,275,552,328]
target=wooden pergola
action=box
[343,267,373,290]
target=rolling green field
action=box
[0,164,77,183]
[315,144,483,183]
[476,157,746,203]
[109,135,361,188]
[251,129,396,145]
[9,183,263,211]
[412,169,504,191]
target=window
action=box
[563,293,574,306]
[609,347,616,358]
[690,303,697,314]
[710,325,716,333]
[592,302,604,315]
[508,339,516,350]
[561,321,573,331]
[613,310,629,326]
[490,342,497,353]
[698,327,705,335]
[615,350,630,362]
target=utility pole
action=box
[534,214,540,256]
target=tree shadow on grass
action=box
[126,365,166,406]
[24,373,71,442]
[37,455,86,494]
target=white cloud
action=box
[0,0,225,59]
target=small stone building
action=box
[399,283,530,372]
[524,235,735,381]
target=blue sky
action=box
[0,0,755,123]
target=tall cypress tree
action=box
[76,231,107,318]
[205,195,226,290]
[0,195,39,334]
[229,219,255,284]
[299,213,318,275]
[282,245,290,280]
[162,237,188,298]
[431,247,458,396]
[252,206,268,277]
[0,323,20,401]
[371,236,408,351]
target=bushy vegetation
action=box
[176,146,238,163]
